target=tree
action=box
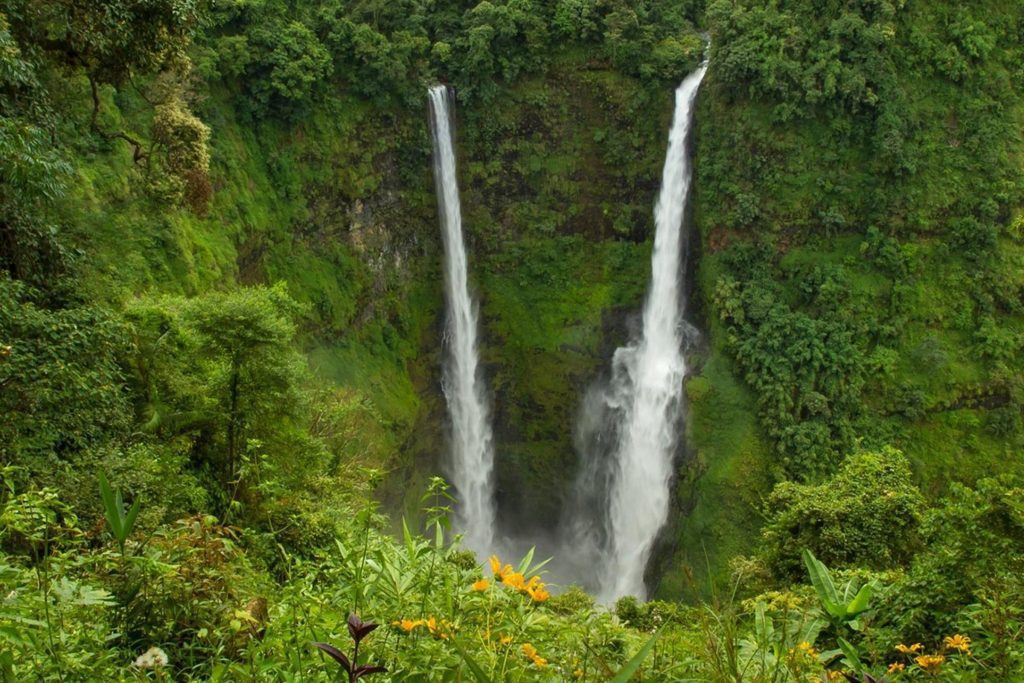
[258,21,333,105]
[0,12,72,281]
[6,0,201,87]
[758,447,926,579]
[888,475,1024,640]
[126,285,308,508]
[0,278,129,470]
[151,95,212,213]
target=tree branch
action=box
[89,75,148,164]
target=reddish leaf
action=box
[354,665,388,679]
[347,613,379,643]
[313,642,352,673]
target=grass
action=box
[658,345,772,599]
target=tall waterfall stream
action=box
[563,64,709,601]
[428,85,496,555]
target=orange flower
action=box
[943,634,971,654]
[489,555,502,576]
[521,643,546,668]
[393,619,423,632]
[888,662,905,673]
[915,654,945,672]
[502,571,527,590]
[472,579,490,592]
[895,643,923,654]
[527,584,550,602]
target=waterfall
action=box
[428,85,495,554]
[564,64,708,601]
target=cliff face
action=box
[69,41,708,541]
[51,0,1024,598]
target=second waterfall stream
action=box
[564,62,708,601]
[428,85,495,555]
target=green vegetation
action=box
[2,0,1024,679]
[678,0,1024,585]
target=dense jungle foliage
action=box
[1,0,1023,680]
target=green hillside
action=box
[1,0,1022,680]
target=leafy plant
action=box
[803,549,875,631]
[313,613,387,682]
[98,472,141,557]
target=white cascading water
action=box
[428,85,495,555]
[566,64,708,601]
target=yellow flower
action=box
[787,641,818,660]
[502,571,527,590]
[573,669,583,679]
[827,672,844,682]
[915,654,945,672]
[499,635,512,645]
[888,662,906,673]
[895,643,923,654]
[472,579,490,592]
[943,634,971,654]
[489,555,502,577]
[393,619,423,633]
[521,643,546,667]
[425,617,437,633]
[527,584,551,602]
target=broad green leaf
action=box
[802,549,839,611]
[98,472,122,540]
[517,547,535,574]
[754,601,774,643]
[123,497,142,543]
[402,517,415,557]
[451,641,493,683]
[846,582,874,617]
[609,629,663,683]
[837,637,864,672]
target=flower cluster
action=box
[134,646,169,669]
[488,555,550,602]
[787,641,818,661]
[392,616,455,639]
[889,635,972,676]
[785,640,823,676]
